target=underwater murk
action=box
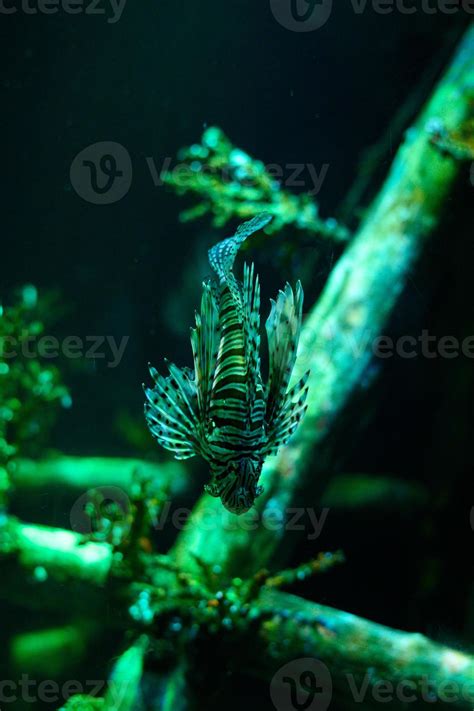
[1,7,473,711]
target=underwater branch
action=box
[2,514,474,710]
[172,23,474,580]
[252,588,474,709]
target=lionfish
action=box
[144,213,309,514]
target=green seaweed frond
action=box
[0,285,70,476]
[163,126,350,242]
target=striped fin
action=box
[264,372,309,455]
[242,262,265,421]
[243,262,261,370]
[144,362,201,460]
[264,280,309,453]
[190,280,219,420]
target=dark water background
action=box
[2,3,473,708]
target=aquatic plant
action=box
[162,125,350,242]
[1,25,474,711]
[0,285,70,509]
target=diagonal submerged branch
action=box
[250,588,474,709]
[172,24,474,579]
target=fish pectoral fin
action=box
[144,361,203,460]
[242,261,261,375]
[190,280,219,421]
[264,374,309,455]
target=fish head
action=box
[220,457,264,515]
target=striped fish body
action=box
[144,213,309,514]
[205,225,268,513]
[209,282,262,434]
